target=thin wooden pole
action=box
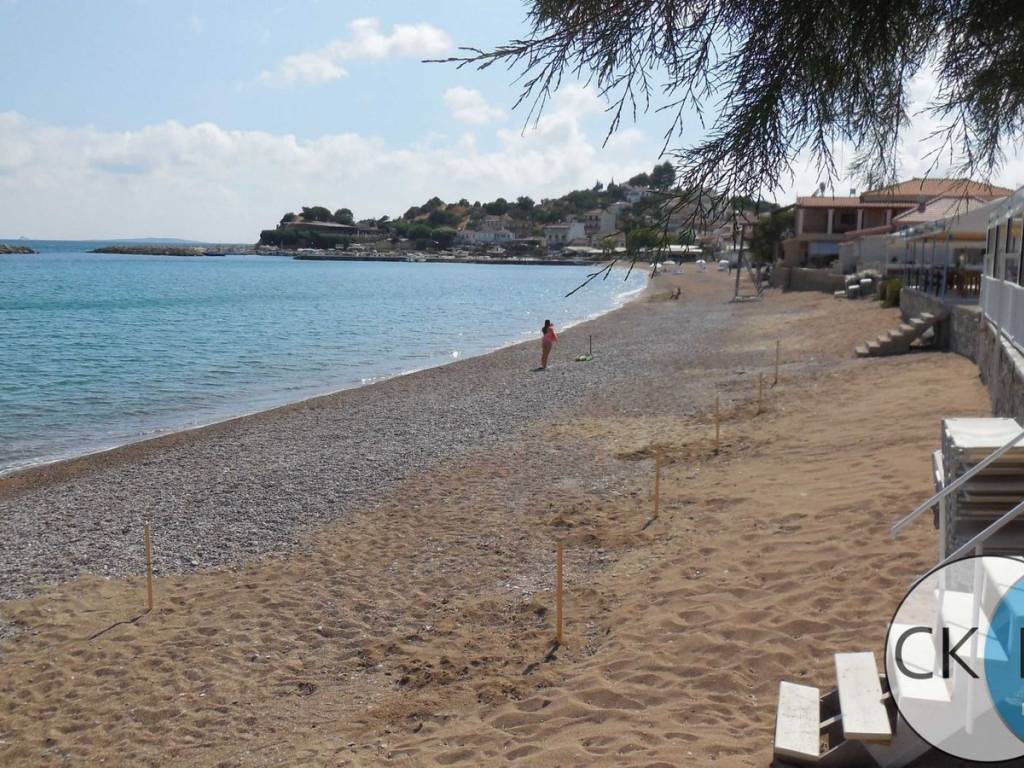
[144,524,154,612]
[589,335,592,356]
[653,450,662,519]
[555,540,564,645]
[714,396,721,454]
[757,373,764,414]
[774,340,781,386]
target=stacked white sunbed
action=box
[937,418,1024,559]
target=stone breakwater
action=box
[0,244,35,254]
[90,245,256,256]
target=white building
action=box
[623,185,651,204]
[544,220,586,249]
[457,228,514,245]
[581,208,619,241]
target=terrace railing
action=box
[900,266,981,300]
[981,275,1024,354]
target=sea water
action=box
[0,242,645,474]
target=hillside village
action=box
[257,162,778,261]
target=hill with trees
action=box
[259,161,778,253]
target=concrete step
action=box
[774,682,821,763]
[835,652,891,743]
[855,345,871,358]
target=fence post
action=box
[144,524,154,613]
[555,540,564,646]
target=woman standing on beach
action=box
[540,319,557,369]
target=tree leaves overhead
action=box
[437,0,1020,201]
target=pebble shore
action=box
[0,270,748,607]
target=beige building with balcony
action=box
[783,178,1013,267]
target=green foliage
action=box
[280,212,298,224]
[301,205,333,222]
[484,197,510,215]
[677,229,696,246]
[333,208,354,225]
[451,1,1022,197]
[433,226,458,249]
[881,278,903,308]
[626,227,667,254]
[748,208,795,263]
[627,171,651,187]
[650,161,676,190]
[427,208,460,227]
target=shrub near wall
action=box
[881,278,902,308]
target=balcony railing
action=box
[981,275,1024,354]
[899,266,981,300]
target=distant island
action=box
[0,244,35,254]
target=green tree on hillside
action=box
[333,208,354,225]
[427,208,460,227]
[484,197,510,215]
[301,206,333,223]
[650,162,676,190]
[627,171,650,187]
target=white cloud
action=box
[259,17,450,86]
[186,14,203,36]
[262,52,348,85]
[0,88,653,241]
[443,86,505,125]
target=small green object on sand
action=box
[575,354,593,362]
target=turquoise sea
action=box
[0,242,645,474]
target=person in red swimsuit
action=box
[540,319,557,369]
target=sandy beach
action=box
[0,269,991,766]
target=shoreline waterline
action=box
[0,265,650,492]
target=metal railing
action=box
[981,275,1024,354]
[899,266,981,299]
[891,427,1024,536]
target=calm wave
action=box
[0,242,645,473]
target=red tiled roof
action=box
[860,177,1013,201]
[795,197,904,209]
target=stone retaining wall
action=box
[899,287,982,362]
[769,266,846,293]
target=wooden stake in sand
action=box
[714,395,721,454]
[555,540,564,646]
[773,340,781,386]
[144,524,154,613]
[757,373,764,415]
[653,449,664,519]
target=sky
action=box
[0,1,1022,242]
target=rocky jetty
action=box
[0,243,35,254]
[91,245,210,256]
